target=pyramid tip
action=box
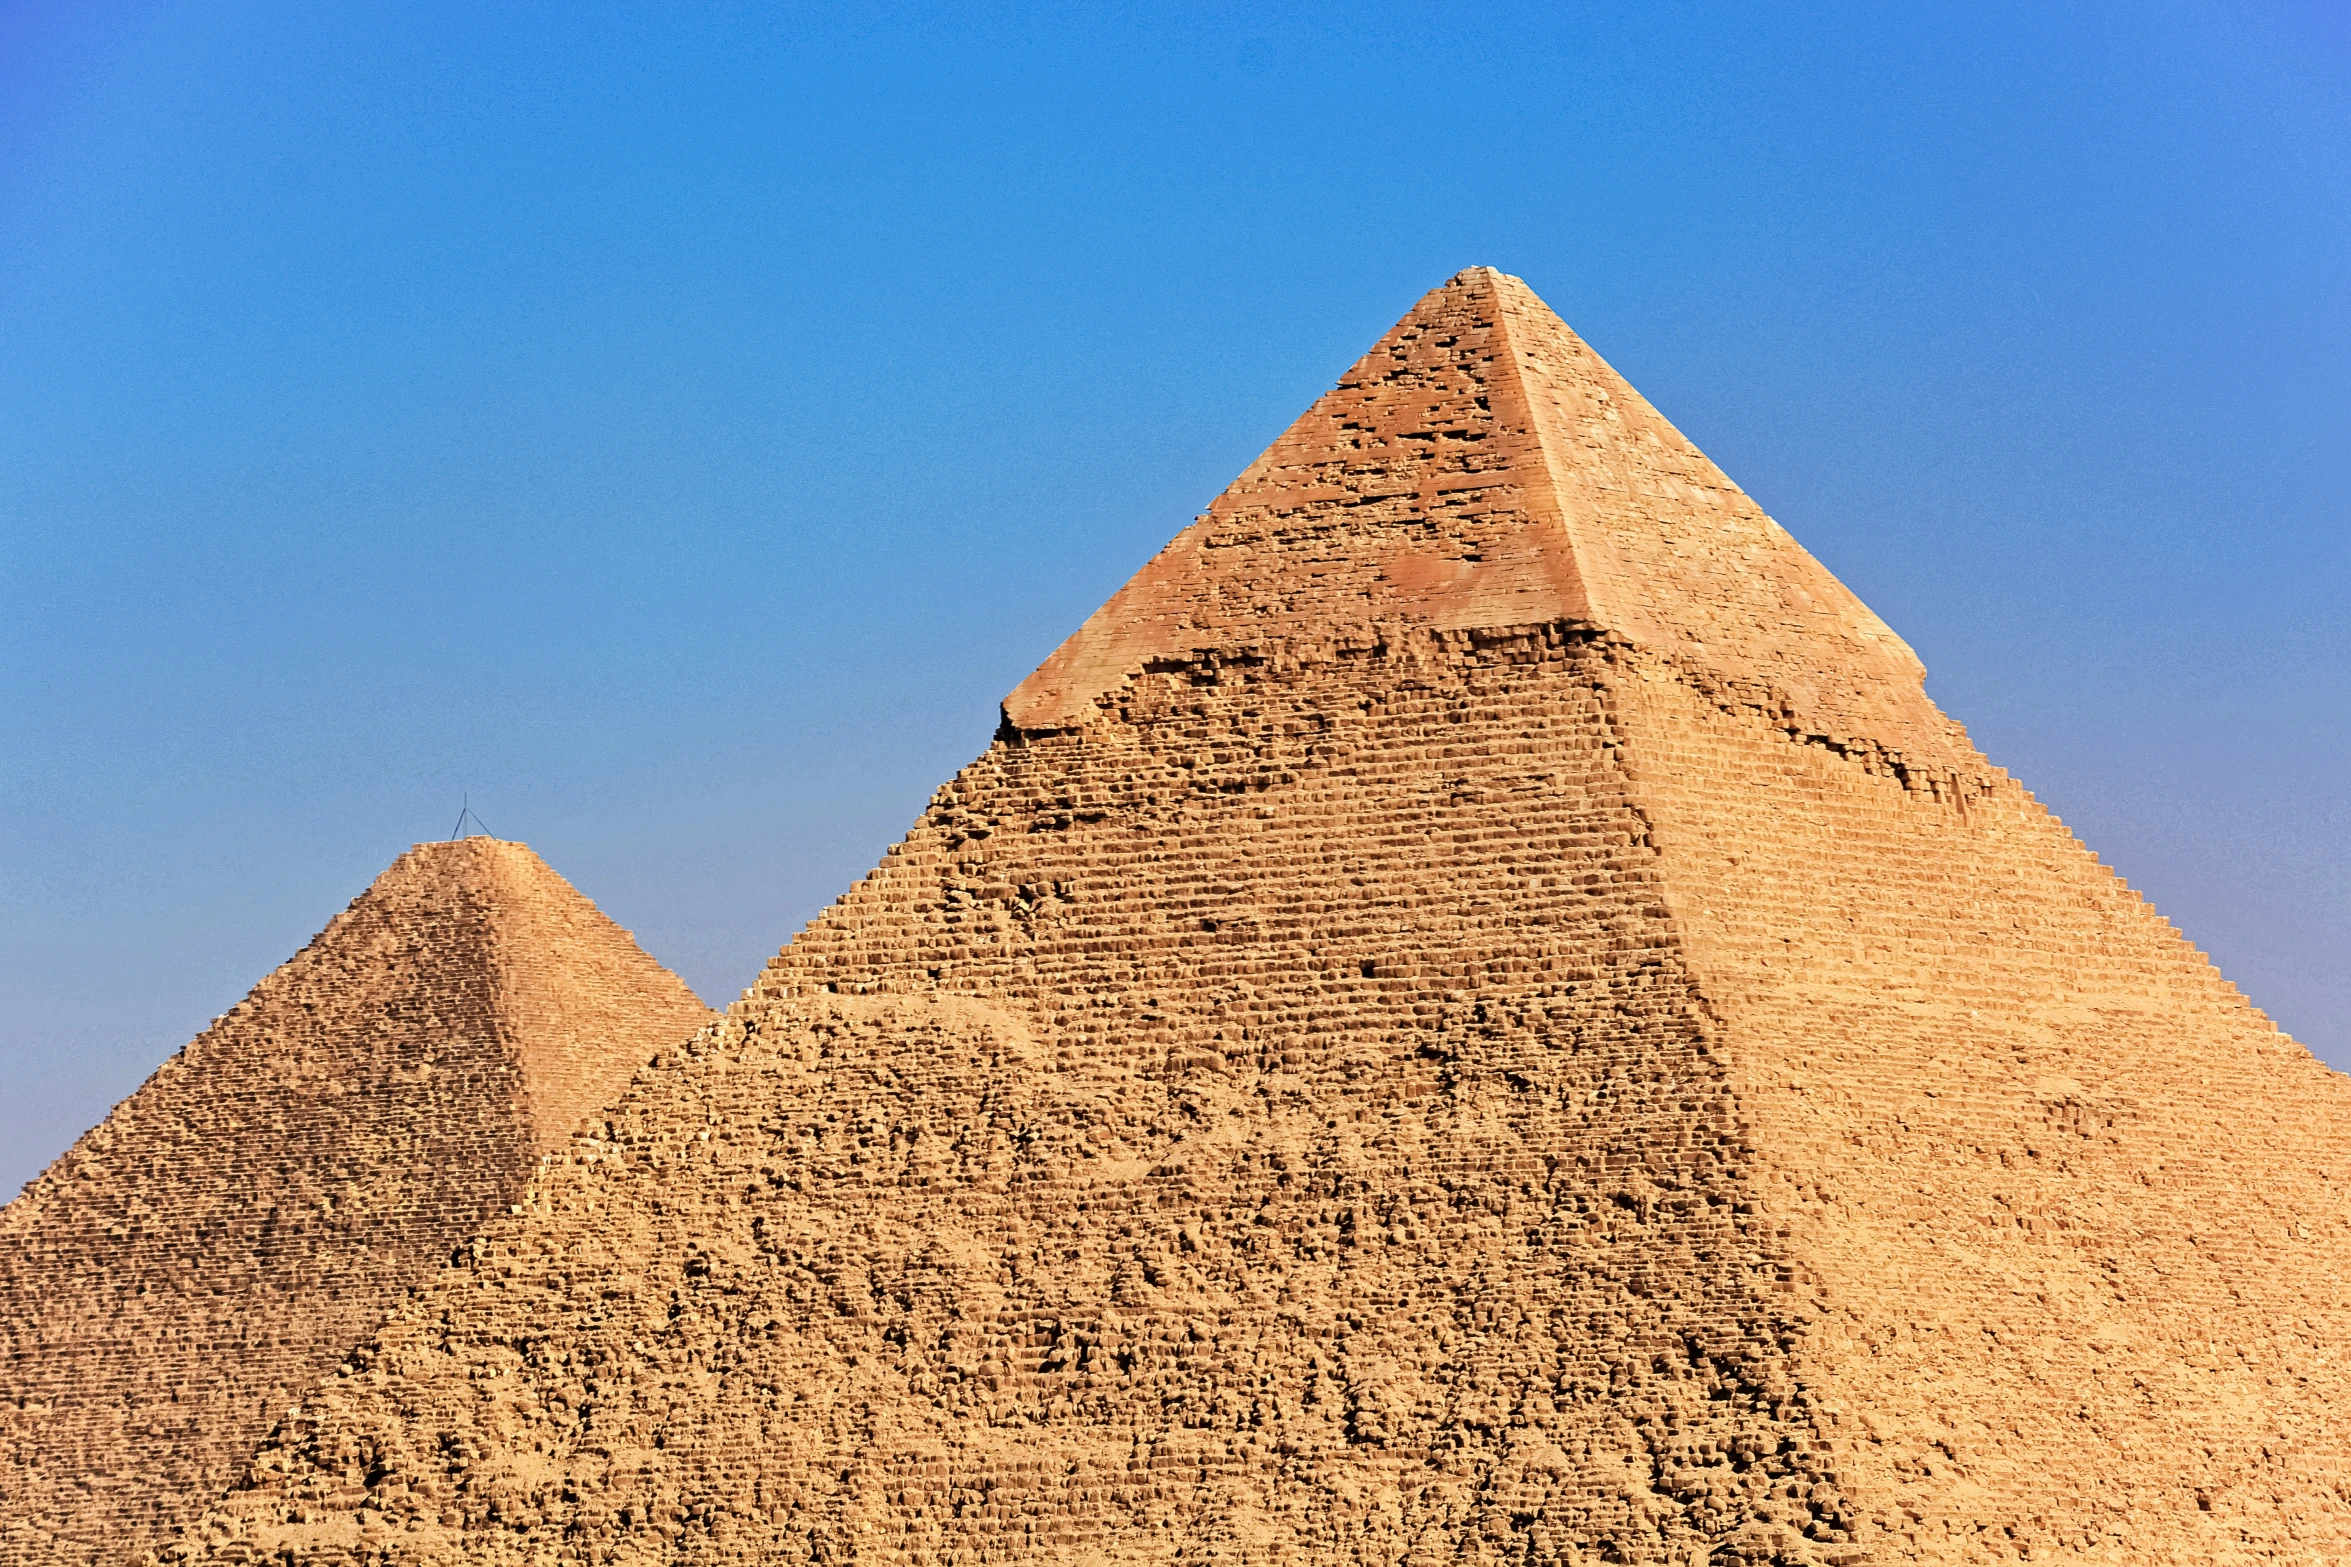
[397,836,542,879]
[1003,258,1942,755]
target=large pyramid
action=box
[50,269,2351,1565]
[0,839,712,1566]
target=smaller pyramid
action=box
[0,838,712,1567]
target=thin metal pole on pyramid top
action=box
[450,795,494,841]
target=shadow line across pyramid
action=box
[8,269,2349,1566]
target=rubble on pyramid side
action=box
[165,273,2351,1566]
[0,839,711,1567]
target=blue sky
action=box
[3,1,2345,1195]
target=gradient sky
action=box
[4,1,2346,1197]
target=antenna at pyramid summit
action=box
[10,267,2351,1566]
[449,793,493,840]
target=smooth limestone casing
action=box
[139,270,2351,1563]
[0,840,712,1567]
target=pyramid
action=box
[145,271,2351,1565]
[0,839,712,1567]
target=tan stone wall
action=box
[0,840,709,1567]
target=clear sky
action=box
[3,2,2345,1197]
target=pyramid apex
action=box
[1005,269,1944,759]
[1433,264,1532,297]
[406,833,528,860]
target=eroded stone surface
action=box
[0,840,711,1566]
[181,620,2351,1564]
[183,649,1851,1564]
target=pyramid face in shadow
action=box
[149,276,2351,1566]
[0,839,711,1567]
